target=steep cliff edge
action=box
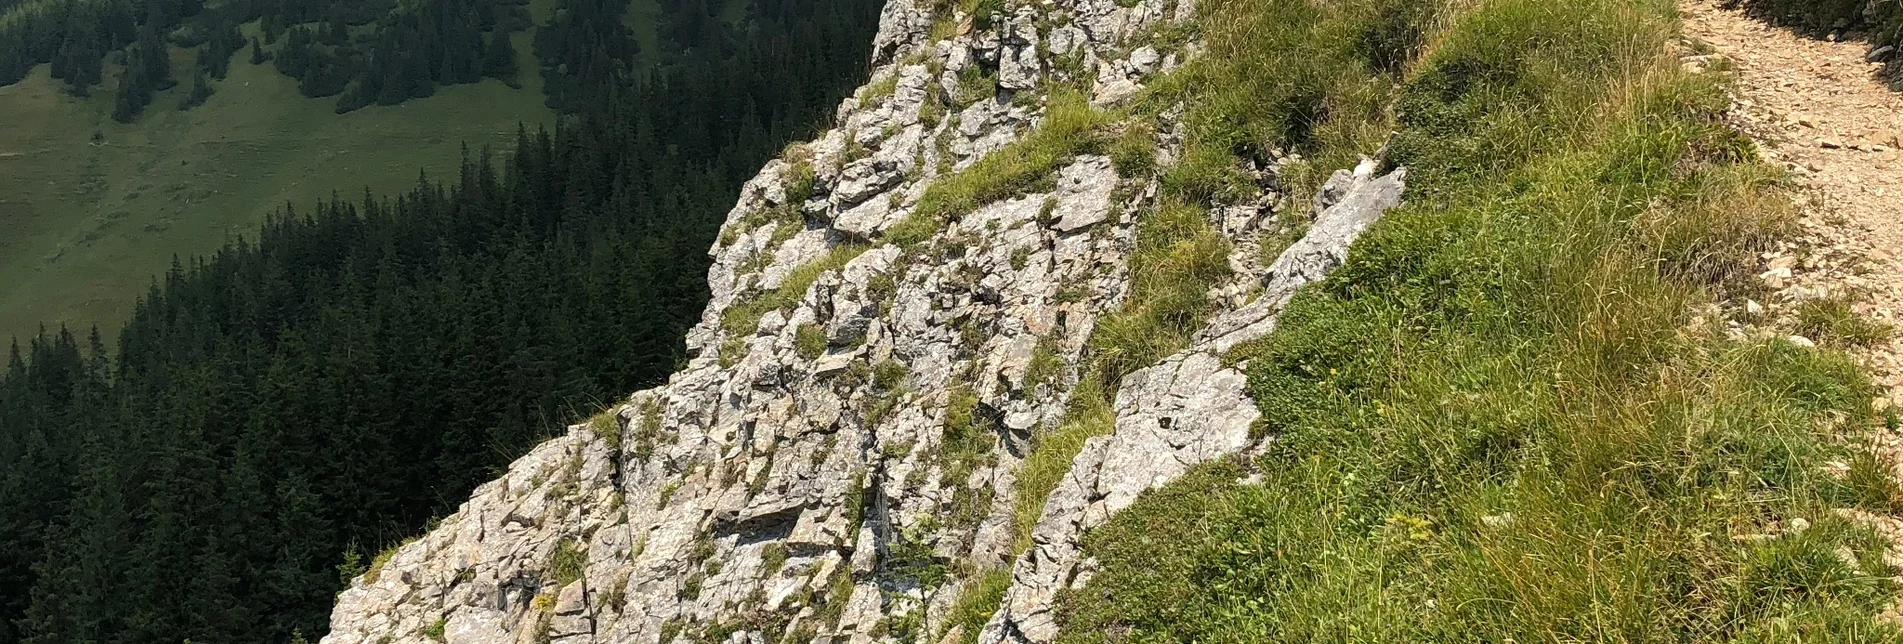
[321,1,1404,642]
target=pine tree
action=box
[275,26,311,77]
[18,434,127,644]
[141,27,174,91]
[53,11,105,95]
[110,60,147,123]
[179,68,213,110]
[321,9,348,46]
[483,28,517,85]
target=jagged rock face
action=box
[320,1,1404,643]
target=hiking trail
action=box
[1682,1,1903,390]
[1681,0,1903,578]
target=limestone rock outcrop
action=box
[980,163,1404,644]
[320,1,1405,643]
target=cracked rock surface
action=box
[320,1,1404,643]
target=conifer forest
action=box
[0,0,882,640]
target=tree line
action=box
[0,0,531,119]
[0,0,884,641]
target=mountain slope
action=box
[0,1,888,641]
[318,0,1350,641]
[324,0,1903,642]
[0,23,552,342]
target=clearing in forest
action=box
[0,23,553,343]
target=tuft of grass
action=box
[884,212,947,248]
[747,453,776,496]
[761,542,789,576]
[1083,198,1232,382]
[1012,377,1114,553]
[722,243,870,337]
[873,359,910,390]
[1795,297,1893,349]
[861,74,901,106]
[939,385,998,482]
[929,15,961,43]
[549,539,586,587]
[656,481,680,510]
[968,0,1005,31]
[362,536,419,585]
[1023,335,1066,391]
[679,572,704,600]
[1055,0,1903,640]
[795,323,830,359]
[1843,450,1903,515]
[422,618,446,641]
[818,563,858,627]
[1107,122,1157,178]
[658,618,685,643]
[943,567,1012,644]
[1632,160,1794,295]
[889,90,1114,247]
[587,408,623,451]
[630,399,663,460]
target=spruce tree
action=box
[179,68,212,111]
[483,28,517,85]
[110,61,147,123]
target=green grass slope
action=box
[0,27,552,342]
[1018,0,1903,641]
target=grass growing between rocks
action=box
[1053,0,1903,641]
[887,89,1114,247]
[1005,0,1433,554]
[721,243,870,340]
[1795,297,1894,349]
[550,539,586,586]
[587,408,624,451]
[944,567,1013,644]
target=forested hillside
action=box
[0,0,531,117]
[0,0,882,641]
[0,3,554,346]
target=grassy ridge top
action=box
[0,24,551,342]
[1049,0,1903,640]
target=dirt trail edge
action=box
[1680,0,1903,589]
[1680,3,1903,388]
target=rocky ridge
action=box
[321,1,1405,643]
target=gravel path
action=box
[1680,2,1903,585]
[1681,1,1903,389]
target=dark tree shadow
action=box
[1721,0,1903,89]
